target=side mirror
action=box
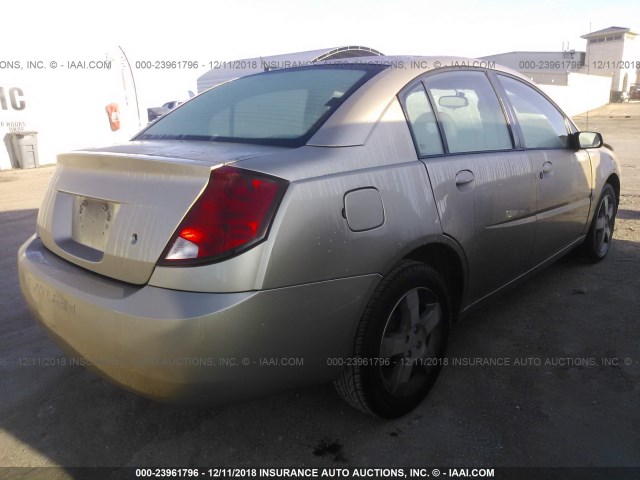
[575,131,603,149]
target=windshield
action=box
[136,64,386,147]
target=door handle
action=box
[455,170,475,191]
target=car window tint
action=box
[497,75,568,149]
[401,84,444,156]
[211,89,309,138]
[136,65,385,148]
[423,71,513,154]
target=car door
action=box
[495,74,592,265]
[401,70,537,304]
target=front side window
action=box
[423,70,513,154]
[497,75,569,149]
[137,65,386,147]
[401,84,444,156]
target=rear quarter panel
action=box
[238,99,445,289]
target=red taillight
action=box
[159,166,288,265]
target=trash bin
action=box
[9,131,39,169]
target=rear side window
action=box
[497,75,569,149]
[423,71,513,154]
[401,84,444,156]
[137,65,386,147]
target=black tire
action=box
[334,261,451,418]
[582,183,617,261]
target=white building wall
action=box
[480,51,585,73]
[538,73,611,117]
[522,72,569,86]
[480,51,586,86]
[0,53,142,170]
[621,34,640,90]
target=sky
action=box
[3,0,639,107]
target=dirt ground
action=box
[0,103,638,477]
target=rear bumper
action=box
[18,236,379,404]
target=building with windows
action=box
[581,26,640,101]
[480,26,640,113]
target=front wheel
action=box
[334,261,451,418]
[582,183,618,261]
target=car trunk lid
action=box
[36,141,286,285]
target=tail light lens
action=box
[159,166,288,265]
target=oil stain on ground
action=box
[313,438,347,462]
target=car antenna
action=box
[260,57,270,72]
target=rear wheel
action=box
[582,183,617,261]
[334,261,451,418]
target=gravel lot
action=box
[0,103,638,477]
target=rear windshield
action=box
[136,64,386,147]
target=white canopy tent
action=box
[197,46,384,93]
